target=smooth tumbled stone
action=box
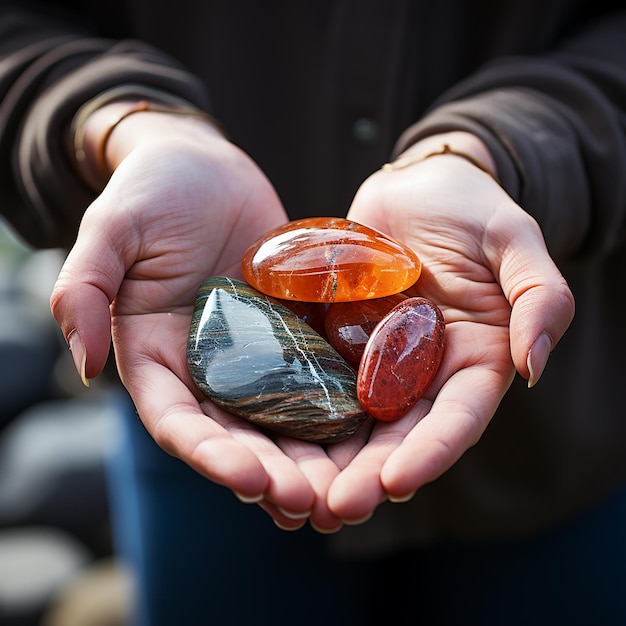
[276,299,327,337]
[324,293,408,363]
[241,217,421,302]
[357,297,445,422]
[187,277,368,443]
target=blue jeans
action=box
[107,397,626,626]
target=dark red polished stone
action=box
[277,299,327,337]
[324,293,408,363]
[357,297,445,422]
[241,217,421,302]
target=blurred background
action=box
[0,218,132,625]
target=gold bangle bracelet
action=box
[382,143,497,181]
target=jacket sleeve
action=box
[395,11,626,263]
[0,3,210,249]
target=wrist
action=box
[71,91,226,192]
[73,99,140,192]
[387,131,498,180]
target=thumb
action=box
[489,211,575,387]
[509,277,575,388]
[50,210,128,385]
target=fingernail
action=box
[310,521,343,534]
[234,491,264,504]
[277,507,311,520]
[527,332,552,388]
[273,519,306,532]
[343,511,373,526]
[67,329,89,387]
[388,491,416,503]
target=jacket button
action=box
[351,117,380,146]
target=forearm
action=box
[0,3,210,248]
[396,12,626,263]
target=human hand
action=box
[324,132,575,523]
[50,109,343,529]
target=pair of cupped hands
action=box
[50,111,574,532]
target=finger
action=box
[325,419,374,470]
[327,403,430,522]
[109,310,282,502]
[327,447,389,523]
[153,407,272,500]
[256,500,308,532]
[113,312,316,512]
[380,359,514,500]
[143,383,317,511]
[139,388,272,499]
[209,412,316,515]
[50,279,113,384]
[276,437,343,533]
[486,209,575,386]
[50,202,129,381]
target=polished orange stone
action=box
[241,218,421,303]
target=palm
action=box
[323,160,538,520]
[53,138,342,524]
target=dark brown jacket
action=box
[0,0,625,550]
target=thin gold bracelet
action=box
[381,143,497,181]
[95,101,224,182]
[73,98,226,191]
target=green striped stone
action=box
[187,277,368,443]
